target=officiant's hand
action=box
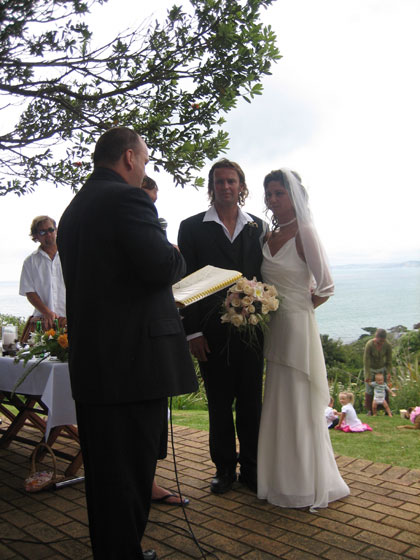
[189,336,210,362]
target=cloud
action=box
[223,80,319,163]
[1,0,420,281]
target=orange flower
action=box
[44,329,56,338]
[57,334,68,349]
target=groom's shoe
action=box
[142,550,157,560]
[239,470,257,493]
[210,470,236,494]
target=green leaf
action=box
[0,0,280,194]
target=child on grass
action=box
[335,392,372,432]
[397,407,420,430]
[325,397,339,429]
[368,372,394,417]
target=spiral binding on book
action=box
[179,278,240,306]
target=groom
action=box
[178,158,266,494]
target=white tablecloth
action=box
[0,356,76,438]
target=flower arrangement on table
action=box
[221,277,280,342]
[12,324,68,394]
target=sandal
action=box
[151,492,190,506]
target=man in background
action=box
[19,215,66,341]
[141,176,168,232]
[364,328,393,415]
[58,127,197,560]
[178,158,266,495]
[141,175,158,202]
[141,175,188,507]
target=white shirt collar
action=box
[37,246,57,261]
[203,205,254,242]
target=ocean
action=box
[1,265,419,343]
[315,265,420,342]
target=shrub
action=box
[171,360,208,410]
[392,355,420,410]
[320,335,346,368]
[396,330,420,361]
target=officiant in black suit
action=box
[57,127,197,560]
[178,159,266,495]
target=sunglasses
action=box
[38,227,55,236]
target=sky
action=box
[1,0,420,281]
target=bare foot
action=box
[151,481,188,505]
[151,480,169,500]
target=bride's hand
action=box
[312,294,329,308]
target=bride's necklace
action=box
[277,217,297,229]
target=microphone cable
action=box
[164,396,220,559]
[2,402,221,558]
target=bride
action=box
[257,169,350,510]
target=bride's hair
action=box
[263,168,334,300]
[263,169,308,230]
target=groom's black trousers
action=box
[199,331,263,475]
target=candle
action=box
[2,332,14,345]
[2,325,17,346]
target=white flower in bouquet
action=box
[221,277,281,339]
[235,277,248,291]
[267,296,280,311]
[231,313,245,327]
[241,295,253,307]
[265,285,278,297]
[243,283,255,296]
[249,314,259,326]
[231,296,241,307]
[261,303,270,314]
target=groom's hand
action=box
[189,336,210,362]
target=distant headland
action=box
[332,261,420,270]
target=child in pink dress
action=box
[335,392,372,432]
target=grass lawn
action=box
[171,409,420,470]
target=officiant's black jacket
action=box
[178,211,265,340]
[57,168,198,404]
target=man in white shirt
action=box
[19,215,66,340]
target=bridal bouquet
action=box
[12,323,68,394]
[221,277,280,339]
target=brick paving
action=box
[1,421,419,559]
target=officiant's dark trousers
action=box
[76,398,167,559]
[199,332,263,476]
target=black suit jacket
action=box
[178,211,265,341]
[57,168,197,404]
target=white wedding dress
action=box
[257,238,350,509]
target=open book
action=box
[173,265,242,308]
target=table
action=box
[0,356,82,477]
